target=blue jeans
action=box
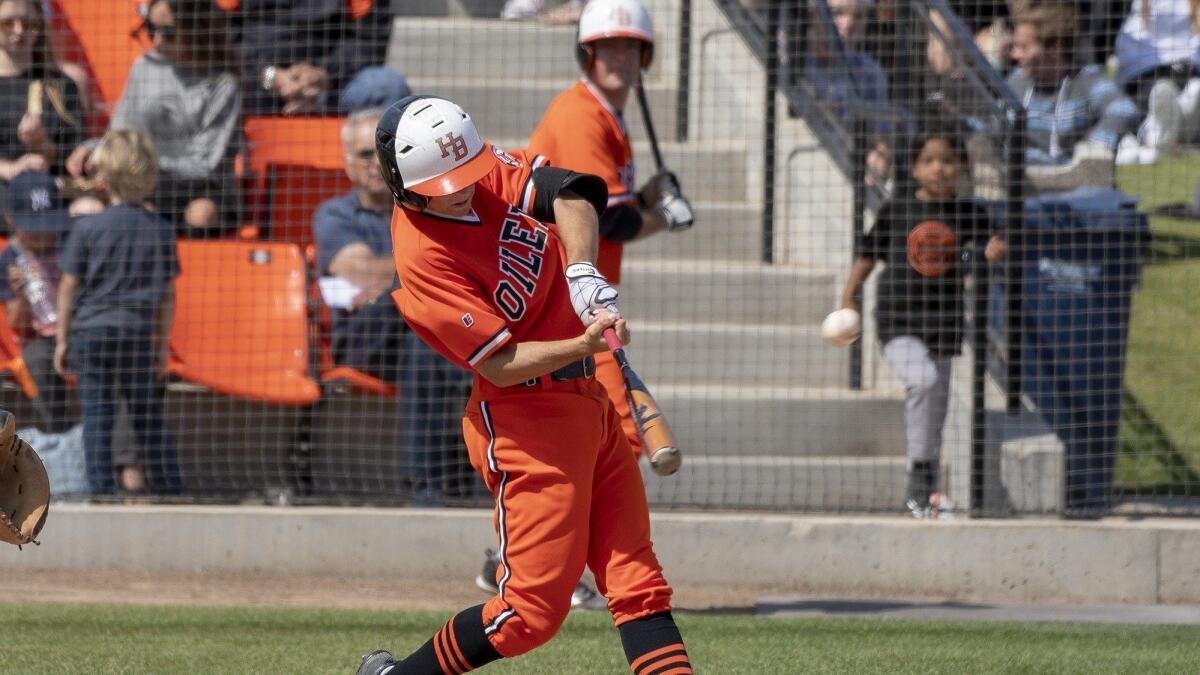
[399,331,473,501]
[70,326,183,496]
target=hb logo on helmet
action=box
[436,132,469,162]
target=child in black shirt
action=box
[55,130,182,497]
[838,128,1006,517]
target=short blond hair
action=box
[92,129,158,203]
[1016,2,1079,59]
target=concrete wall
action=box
[4,506,1198,605]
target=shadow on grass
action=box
[1144,232,1200,264]
[1118,388,1200,496]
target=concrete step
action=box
[641,456,907,511]
[408,78,678,146]
[389,17,673,82]
[623,202,763,262]
[649,384,905,458]
[388,19,585,82]
[490,138,749,202]
[627,321,850,388]
[619,258,838,325]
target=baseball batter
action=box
[355,97,692,674]
[527,0,694,460]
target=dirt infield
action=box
[14,568,759,613]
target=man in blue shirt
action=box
[313,108,474,505]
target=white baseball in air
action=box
[821,308,861,348]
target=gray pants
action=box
[883,336,952,464]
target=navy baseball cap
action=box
[4,171,69,234]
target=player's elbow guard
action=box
[531,167,608,223]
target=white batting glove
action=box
[565,262,620,326]
[658,192,694,232]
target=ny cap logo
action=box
[29,188,50,212]
[436,132,469,162]
[611,6,631,24]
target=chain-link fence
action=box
[1,0,1194,519]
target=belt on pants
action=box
[521,355,595,387]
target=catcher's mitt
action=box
[0,410,50,546]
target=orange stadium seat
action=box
[168,240,320,406]
[265,165,351,250]
[50,0,146,129]
[244,117,351,248]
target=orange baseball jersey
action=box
[390,164,577,376]
[487,145,549,214]
[528,78,634,283]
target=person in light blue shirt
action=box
[1007,2,1139,166]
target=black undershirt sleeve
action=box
[597,204,644,243]
[529,167,608,223]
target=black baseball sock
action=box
[391,604,502,674]
[619,611,692,674]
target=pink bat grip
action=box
[602,328,622,352]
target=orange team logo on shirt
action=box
[906,220,957,277]
[493,146,521,168]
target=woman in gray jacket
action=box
[65,0,240,238]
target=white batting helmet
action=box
[576,0,655,69]
[375,96,497,204]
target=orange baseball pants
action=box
[594,349,643,457]
[464,376,673,658]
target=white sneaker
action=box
[1115,134,1141,166]
[1179,78,1200,118]
[1140,79,1182,152]
[570,581,607,610]
[1179,78,1200,142]
[500,0,544,19]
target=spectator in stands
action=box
[803,0,894,200]
[837,125,1005,518]
[1114,0,1200,165]
[229,0,403,116]
[54,130,183,498]
[1,171,72,433]
[65,0,241,239]
[1008,2,1139,190]
[312,108,473,505]
[0,0,83,183]
[804,0,890,129]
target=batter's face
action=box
[589,37,643,95]
[912,138,960,201]
[425,185,475,217]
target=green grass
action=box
[2,602,1200,674]
[1115,154,1200,489]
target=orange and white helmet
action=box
[576,0,655,69]
[375,95,497,205]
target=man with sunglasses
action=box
[313,107,475,504]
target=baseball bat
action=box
[635,81,665,172]
[602,328,682,476]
